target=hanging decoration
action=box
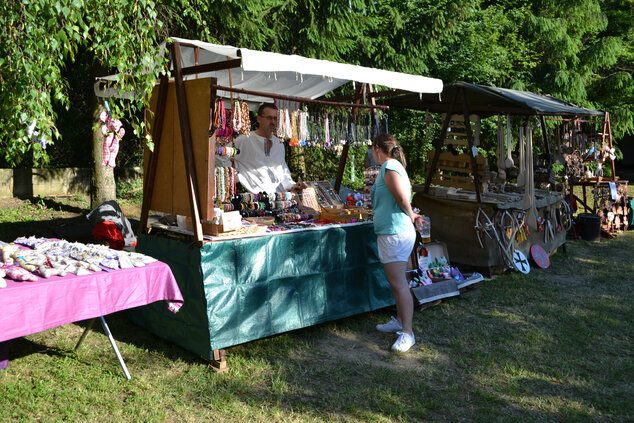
[100,101,125,168]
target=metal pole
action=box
[99,317,131,380]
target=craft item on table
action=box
[213,98,229,135]
[99,106,125,168]
[536,216,545,232]
[63,264,92,276]
[3,263,38,282]
[284,109,292,140]
[15,256,44,273]
[14,236,49,249]
[35,266,67,278]
[231,100,242,133]
[276,108,284,138]
[1,243,20,262]
[118,253,134,269]
[0,278,5,288]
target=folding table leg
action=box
[99,316,131,380]
[75,316,131,380]
[74,318,97,351]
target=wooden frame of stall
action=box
[139,40,388,246]
[137,40,392,370]
[373,82,617,272]
[377,82,615,204]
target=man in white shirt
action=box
[230,103,305,193]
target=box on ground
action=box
[408,240,483,305]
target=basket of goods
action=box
[319,206,370,223]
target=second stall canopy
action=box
[379,81,604,117]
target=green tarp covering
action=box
[130,223,393,357]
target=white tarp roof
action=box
[166,37,443,104]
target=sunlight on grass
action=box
[1,230,632,421]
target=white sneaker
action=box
[376,316,403,333]
[391,331,415,352]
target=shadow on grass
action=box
[18,195,89,215]
[0,217,94,244]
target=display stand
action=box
[130,225,392,359]
[377,82,608,271]
[125,39,444,367]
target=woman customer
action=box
[371,133,422,352]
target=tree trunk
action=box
[91,101,116,208]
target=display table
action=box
[0,261,183,376]
[413,187,567,273]
[130,222,393,360]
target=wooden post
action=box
[207,78,218,221]
[211,348,227,372]
[460,88,482,204]
[334,84,364,194]
[424,89,459,194]
[540,115,552,163]
[139,74,169,234]
[605,112,616,181]
[171,42,204,243]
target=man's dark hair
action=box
[257,102,278,116]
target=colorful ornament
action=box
[99,110,125,168]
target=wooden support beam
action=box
[211,348,228,372]
[424,89,459,194]
[176,59,243,78]
[334,84,366,194]
[207,78,218,222]
[139,74,169,234]
[540,115,552,163]
[171,41,204,243]
[211,84,388,110]
[460,88,482,204]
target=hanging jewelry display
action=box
[232,99,242,133]
[214,166,237,204]
[240,101,251,135]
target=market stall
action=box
[107,38,444,369]
[379,82,618,274]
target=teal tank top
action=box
[372,159,414,235]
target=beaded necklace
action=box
[240,102,251,135]
[232,100,242,132]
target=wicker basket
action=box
[319,206,370,223]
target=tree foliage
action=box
[1,0,631,175]
[0,0,168,167]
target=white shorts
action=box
[377,230,416,264]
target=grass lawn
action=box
[0,197,632,422]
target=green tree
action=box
[0,0,169,205]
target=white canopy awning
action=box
[170,37,443,103]
[96,37,443,104]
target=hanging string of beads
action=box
[232,99,242,133]
[240,102,251,135]
[214,166,236,203]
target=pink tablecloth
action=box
[0,261,183,343]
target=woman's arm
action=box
[384,169,423,230]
